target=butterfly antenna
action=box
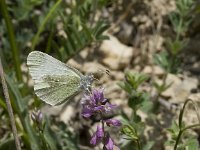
[86,87,92,95]
[97,67,111,76]
[105,69,110,76]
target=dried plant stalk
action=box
[0,56,21,150]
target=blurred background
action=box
[0,0,200,149]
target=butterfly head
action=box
[80,73,94,92]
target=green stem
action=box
[38,130,49,150]
[0,0,22,82]
[178,99,200,129]
[174,124,200,150]
[152,73,168,113]
[31,0,62,50]
[136,139,141,150]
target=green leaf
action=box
[166,121,180,139]
[92,21,110,40]
[117,82,132,94]
[81,23,93,41]
[69,25,84,48]
[153,52,169,72]
[153,81,173,93]
[43,119,58,150]
[139,96,153,113]
[121,124,138,141]
[124,72,149,90]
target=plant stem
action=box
[39,130,49,150]
[174,124,200,150]
[136,139,141,150]
[173,128,182,150]
[31,0,62,50]
[0,56,21,150]
[0,0,22,82]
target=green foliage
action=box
[119,72,153,150]
[0,0,111,149]
[166,100,200,150]
[55,0,110,60]
[153,47,181,74]
[0,0,110,69]
[118,72,151,113]
[119,72,148,93]
[55,122,79,150]
[169,0,194,37]
[153,0,194,74]
[1,0,200,149]
[0,0,22,82]
[153,80,172,94]
[121,123,145,141]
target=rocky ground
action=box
[40,0,200,149]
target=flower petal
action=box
[105,136,114,150]
[90,125,104,145]
[81,106,94,118]
[96,125,104,138]
[105,119,121,127]
[90,134,98,145]
[104,103,117,113]
[94,105,104,111]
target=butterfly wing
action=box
[27,51,82,106]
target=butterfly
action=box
[27,51,93,106]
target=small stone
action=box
[100,34,133,70]
[82,62,107,74]
[162,74,198,103]
[59,105,75,123]
[142,66,164,75]
[188,93,200,102]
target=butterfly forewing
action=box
[27,51,83,105]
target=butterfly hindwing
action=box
[34,75,81,105]
[27,51,82,105]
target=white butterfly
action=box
[27,51,93,106]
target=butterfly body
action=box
[27,51,93,106]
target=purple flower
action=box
[90,134,98,145]
[104,134,114,150]
[81,105,94,118]
[91,88,106,103]
[104,103,117,113]
[90,125,104,145]
[31,109,43,131]
[31,109,43,124]
[105,119,121,127]
[96,125,104,138]
[81,88,121,149]
[81,88,116,118]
